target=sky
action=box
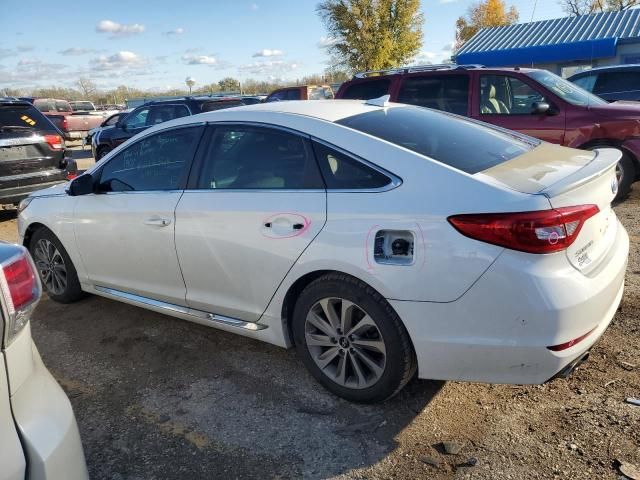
[0,0,567,92]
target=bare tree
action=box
[76,78,97,99]
[560,0,636,16]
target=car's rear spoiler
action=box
[540,148,621,198]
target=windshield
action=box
[527,70,606,106]
[337,106,538,174]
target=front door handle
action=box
[144,217,171,227]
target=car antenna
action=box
[366,94,391,107]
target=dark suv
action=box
[568,65,640,102]
[336,65,640,198]
[0,99,77,205]
[92,96,246,160]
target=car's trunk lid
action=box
[478,143,620,273]
[0,129,65,188]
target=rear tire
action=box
[29,228,86,303]
[292,273,416,403]
[615,152,635,201]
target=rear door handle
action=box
[144,217,171,227]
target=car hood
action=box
[588,101,640,117]
[29,182,69,198]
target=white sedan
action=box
[17,99,629,403]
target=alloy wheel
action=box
[304,297,386,389]
[616,161,624,189]
[33,239,67,295]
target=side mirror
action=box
[532,101,551,115]
[68,174,94,196]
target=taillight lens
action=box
[66,172,78,180]
[44,134,64,150]
[62,117,68,131]
[0,250,41,345]
[448,205,599,254]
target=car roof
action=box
[346,65,539,83]
[140,100,402,136]
[569,64,640,77]
[0,99,33,107]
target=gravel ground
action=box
[1,166,638,479]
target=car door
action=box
[473,74,566,144]
[110,105,151,148]
[74,125,204,304]
[175,124,327,322]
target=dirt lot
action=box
[1,177,638,479]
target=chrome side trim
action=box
[0,135,44,147]
[93,286,267,331]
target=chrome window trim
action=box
[311,137,403,193]
[94,286,267,331]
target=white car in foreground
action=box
[0,243,87,479]
[17,99,628,403]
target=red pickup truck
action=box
[32,98,104,141]
[336,65,640,198]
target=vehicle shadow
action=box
[30,294,445,480]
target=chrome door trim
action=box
[94,286,268,331]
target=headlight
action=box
[17,197,33,215]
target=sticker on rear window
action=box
[20,115,36,126]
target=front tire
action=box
[292,273,416,403]
[29,228,85,303]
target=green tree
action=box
[218,77,241,92]
[455,0,518,50]
[317,0,424,72]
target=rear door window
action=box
[337,106,536,174]
[397,75,469,115]
[594,71,640,94]
[146,105,190,125]
[286,89,302,100]
[196,125,323,190]
[341,79,391,100]
[266,90,288,102]
[201,100,244,112]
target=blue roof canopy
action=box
[455,9,640,66]
[457,38,618,66]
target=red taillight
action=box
[44,134,64,150]
[66,172,78,180]
[547,327,597,351]
[62,117,68,131]
[448,205,599,254]
[2,253,39,311]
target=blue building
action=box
[454,9,640,77]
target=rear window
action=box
[201,100,244,112]
[34,99,72,113]
[341,79,391,100]
[70,101,94,111]
[0,103,57,133]
[336,107,537,174]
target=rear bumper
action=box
[0,179,68,205]
[11,342,88,480]
[392,220,629,384]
